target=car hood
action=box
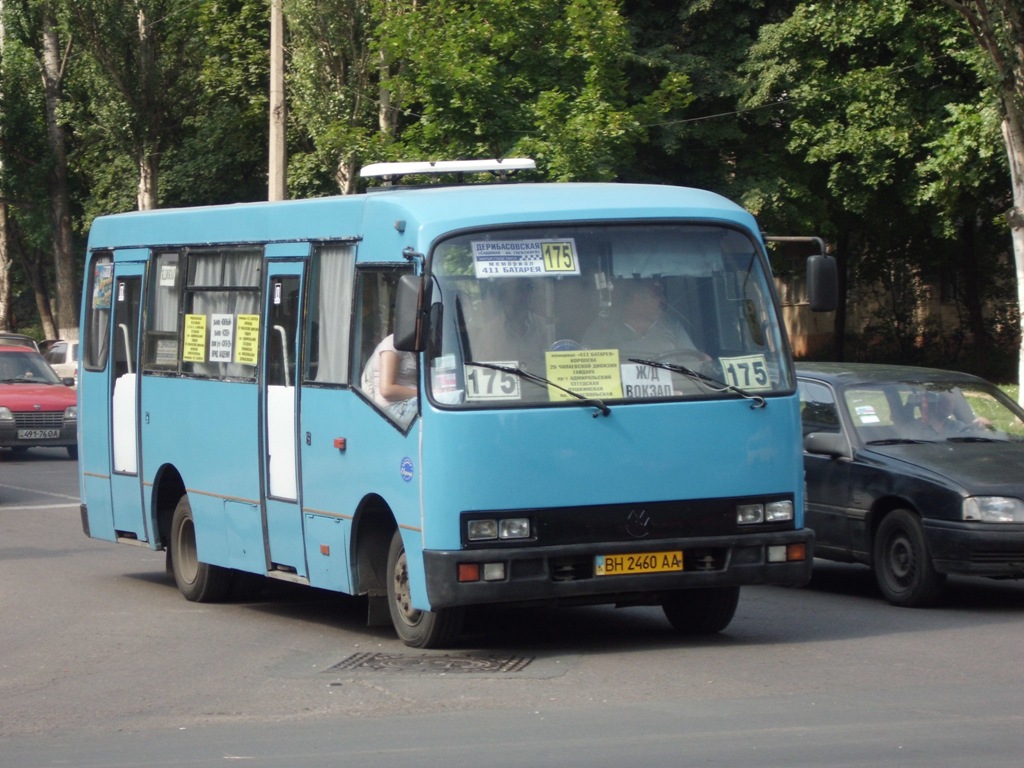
[0,382,75,409]
[863,441,1024,496]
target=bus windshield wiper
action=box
[465,361,611,417]
[628,358,766,409]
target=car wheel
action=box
[169,494,232,603]
[662,586,740,635]
[386,529,463,648]
[873,509,945,607]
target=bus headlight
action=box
[498,518,530,539]
[467,517,531,541]
[467,519,498,541]
[766,500,794,523]
[736,504,764,525]
[963,497,1024,523]
[737,500,793,525]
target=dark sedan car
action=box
[797,362,1024,606]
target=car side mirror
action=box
[804,430,849,457]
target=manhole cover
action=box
[328,652,534,674]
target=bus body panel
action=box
[140,376,262,569]
[417,396,805,551]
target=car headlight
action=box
[0,406,13,422]
[963,497,1024,523]
[64,406,77,420]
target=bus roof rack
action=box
[360,158,536,185]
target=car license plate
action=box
[18,429,61,439]
[595,551,683,576]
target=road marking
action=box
[0,482,80,502]
[4,503,81,511]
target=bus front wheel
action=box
[386,529,464,648]
[170,495,231,603]
[662,586,740,635]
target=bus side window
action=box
[83,252,113,372]
[181,248,261,380]
[304,243,356,385]
[144,251,183,372]
[353,266,414,420]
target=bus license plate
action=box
[18,429,60,439]
[595,551,683,576]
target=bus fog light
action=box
[766,501,793,522]
[483,562,506,581]
[737,504,764,525]
[498,518,530,539]
[468,519,498,541]
[767,545,787,563]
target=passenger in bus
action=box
[361,334,418,425]
[582,277,700,360]
[474,279,554,373]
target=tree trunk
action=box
[0,201,12,331]
[1006,110,1024,397]
[40,5,78,339]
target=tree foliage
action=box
[0,0,1020,380]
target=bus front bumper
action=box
[422,529,813,610]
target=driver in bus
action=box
[582,277,701,361]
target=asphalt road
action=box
[3,447,1024,766]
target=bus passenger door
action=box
[109,265,147,541]
[262,269,306,578]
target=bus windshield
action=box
[428,222,791,408]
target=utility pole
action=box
[268,0,286,201]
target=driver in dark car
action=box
[582,277,702,360]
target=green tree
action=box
[939,1,1024,389]
[381,0,648,181]
[744,1,1008,369]
[1,0,77,338]
[69,0,207,212]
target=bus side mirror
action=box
[393,274,430,352]
[807,254,837,313]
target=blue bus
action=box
[79,160,834,647]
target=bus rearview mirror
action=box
[393,274,430,352]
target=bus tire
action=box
[170,495,231,603]
[386,529,463,648]
[873,508,945,607]
[662,586,740,635]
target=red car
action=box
[0,345,78,459]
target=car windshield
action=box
[843,381,1024,443]
[0,350,64,384]
[427,223,791,408]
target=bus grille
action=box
[13,412,65,428]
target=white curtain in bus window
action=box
[188,250,261,378]
[310,244,355,384]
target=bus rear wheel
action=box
[662,586,740,635]
[386,529,464,648]
[170,495,231,603]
